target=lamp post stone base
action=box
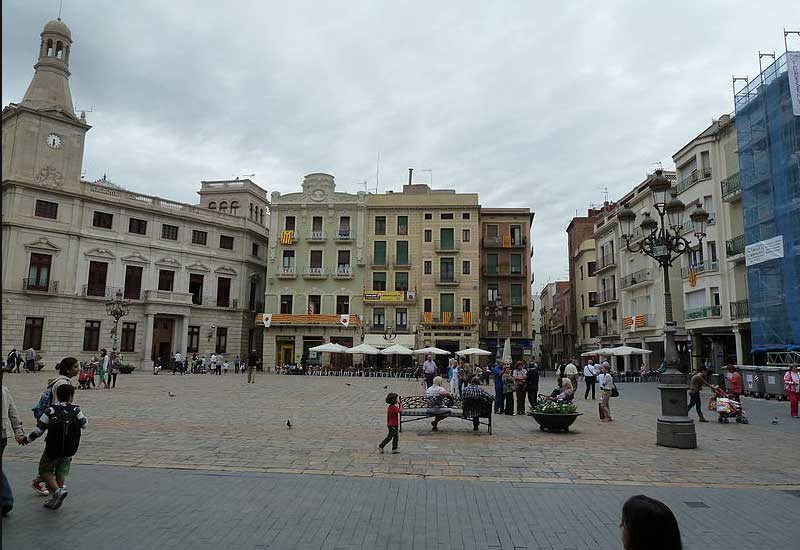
[657,368,697,449]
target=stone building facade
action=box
[262,174,366,367]
[366,185,480,355]
[478,208,534,362]
[1,19,270,369]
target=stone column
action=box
[178,315,189,357]
[143,314,154,370]
[295,333,303,364]
[733,327,744,365]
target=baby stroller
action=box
[78,364,93,389]
[708,386,748,424]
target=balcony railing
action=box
[334,230,353,241]
[23,278,59,294]
[143,290,193,305]
[680,260,719,278]
[435,239,460,252]
[581,314,598,324]
[685,305,722,320]
[371,256,388,267]
[435,274,459,285]
[302,267,327,279]
[721,172,741,202]
[333,265,353,278]
[621,268,654,289]
[596,253,617,272]
[483,266,525,277]
[483,236,526,248]
[275,266,297,278]
[730,299,750,320]
[597,289,617,304]
[81,284,131,298]
[598,323,620,337]
[306,231,326,242]
[726,235,745,257]
[393,256,411,267]
[676,167,712,194]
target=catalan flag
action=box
[281,230,294,245]
[623,316,634,327]
[634,314,646,327]
[502,234,511,248]
[441,312,452,324]
[423,311,433,324]
[463,311,473,325]
[688,265,697,287]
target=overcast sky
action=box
[3,1,796,288]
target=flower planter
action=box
[530,412,582,432]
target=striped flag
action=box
[281,230,294,245]
[634,314,645,327]
[688,265,697,287]
[441,312,452,324]
[463,311,473,325]
[502,235,511,248]
[623,317,634,327]
[423,311,432,324]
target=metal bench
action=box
[399,395,493,434]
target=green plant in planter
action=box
[532,400,578,414]
[118,363,136,374]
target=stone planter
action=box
[530,412,582,432]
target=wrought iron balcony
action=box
[435,274,460,286]
[435,239,460,252]
[302,267,327,279]
[676,166,712,194]
[23,278,59,294]
[334,230,353,241]
[680,260,719,278]
[598,322,620,336]
[721,172,741,202]
[726,235,745,258]
[371,256,388,268]
[393,256,411,268]
[623,313,655,330]
[596,288,618,305]
[621,268,654,289]
[730,299,750,320]
[596,253,617,272]
[306,231,326,242]
[333,265,353,278]
[483,235,526,248]
[685,305,722,320]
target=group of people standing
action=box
[493,360,540,415]
[77,349,119,390]
[155,350,261,383]
[4,347,40,373]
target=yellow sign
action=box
[363,290,405,302]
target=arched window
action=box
[219,201,228,213]
[230,201,239,215]
[56,41,64,59]
[46,39,53,57]
[208,201,217,210]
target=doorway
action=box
[276,337,295,367]
[152,317,174,364]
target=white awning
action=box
[364,334,416,349]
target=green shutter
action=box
[374,241,386,264]
[396,241,409,264]
[511,254,522,273]
[440,228,454,249]
[440,293,454,314]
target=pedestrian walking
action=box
[377,392,401,454]
[234,354,241,374]
[784,364,800,419]
[512,361,528,415]
[30,357,79,496]
[687,366,711,422]
[2,385,26,515]
[99,349,110,389]
[564,359,578,391]
[598,364,614,421]
[621,495,683,550]
[525,361,540,410]
[247,350,259,383]
[6,349,22,373]
[422,355,436,388]
[215,356,223,376]
[724,364,742,402]
[502,364,515,415]
[223,360,229,375]
[25,347,36,372]
[174,351,184,375]
[108,352,120,388]
[24,383,87,510]
[583,360,598,400]
[492,361,504,413]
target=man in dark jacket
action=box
[525,361,540,409]
[247,350,260,383]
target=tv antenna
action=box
[600,186,609,203]
[361,180,377,194]
[58,0,64,19]
[233,173,255,180]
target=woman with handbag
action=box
[597,364,614,422]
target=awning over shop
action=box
[364,333,416,349]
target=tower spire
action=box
[20,18,75,116]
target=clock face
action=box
[46,133,62,149]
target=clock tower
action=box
[1,18,90,191]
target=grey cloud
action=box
[2,0,796,287]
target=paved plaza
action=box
[2,371,799,549]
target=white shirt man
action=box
[563,361,578,378]
[210,354,218,366]
[583,361,598,378]
[423,358,437,375]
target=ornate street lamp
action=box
[484,295,513,362]
[617,169,709,449]
[105,289,130,353]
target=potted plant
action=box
[118,363,136,374]
[529,400,582,432]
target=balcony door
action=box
[440,228,454,249]
[87,261,108,297]
[27,253,52,290]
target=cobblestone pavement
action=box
[2,461,798,550]
[2,371,799,488]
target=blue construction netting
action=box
[735,52,800,351]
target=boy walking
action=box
[24,384,87,509]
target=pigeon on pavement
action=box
[286,420,293,429]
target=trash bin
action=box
[739,365,765,397]
[760,366,788,400]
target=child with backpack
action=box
[24,383,87,509]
